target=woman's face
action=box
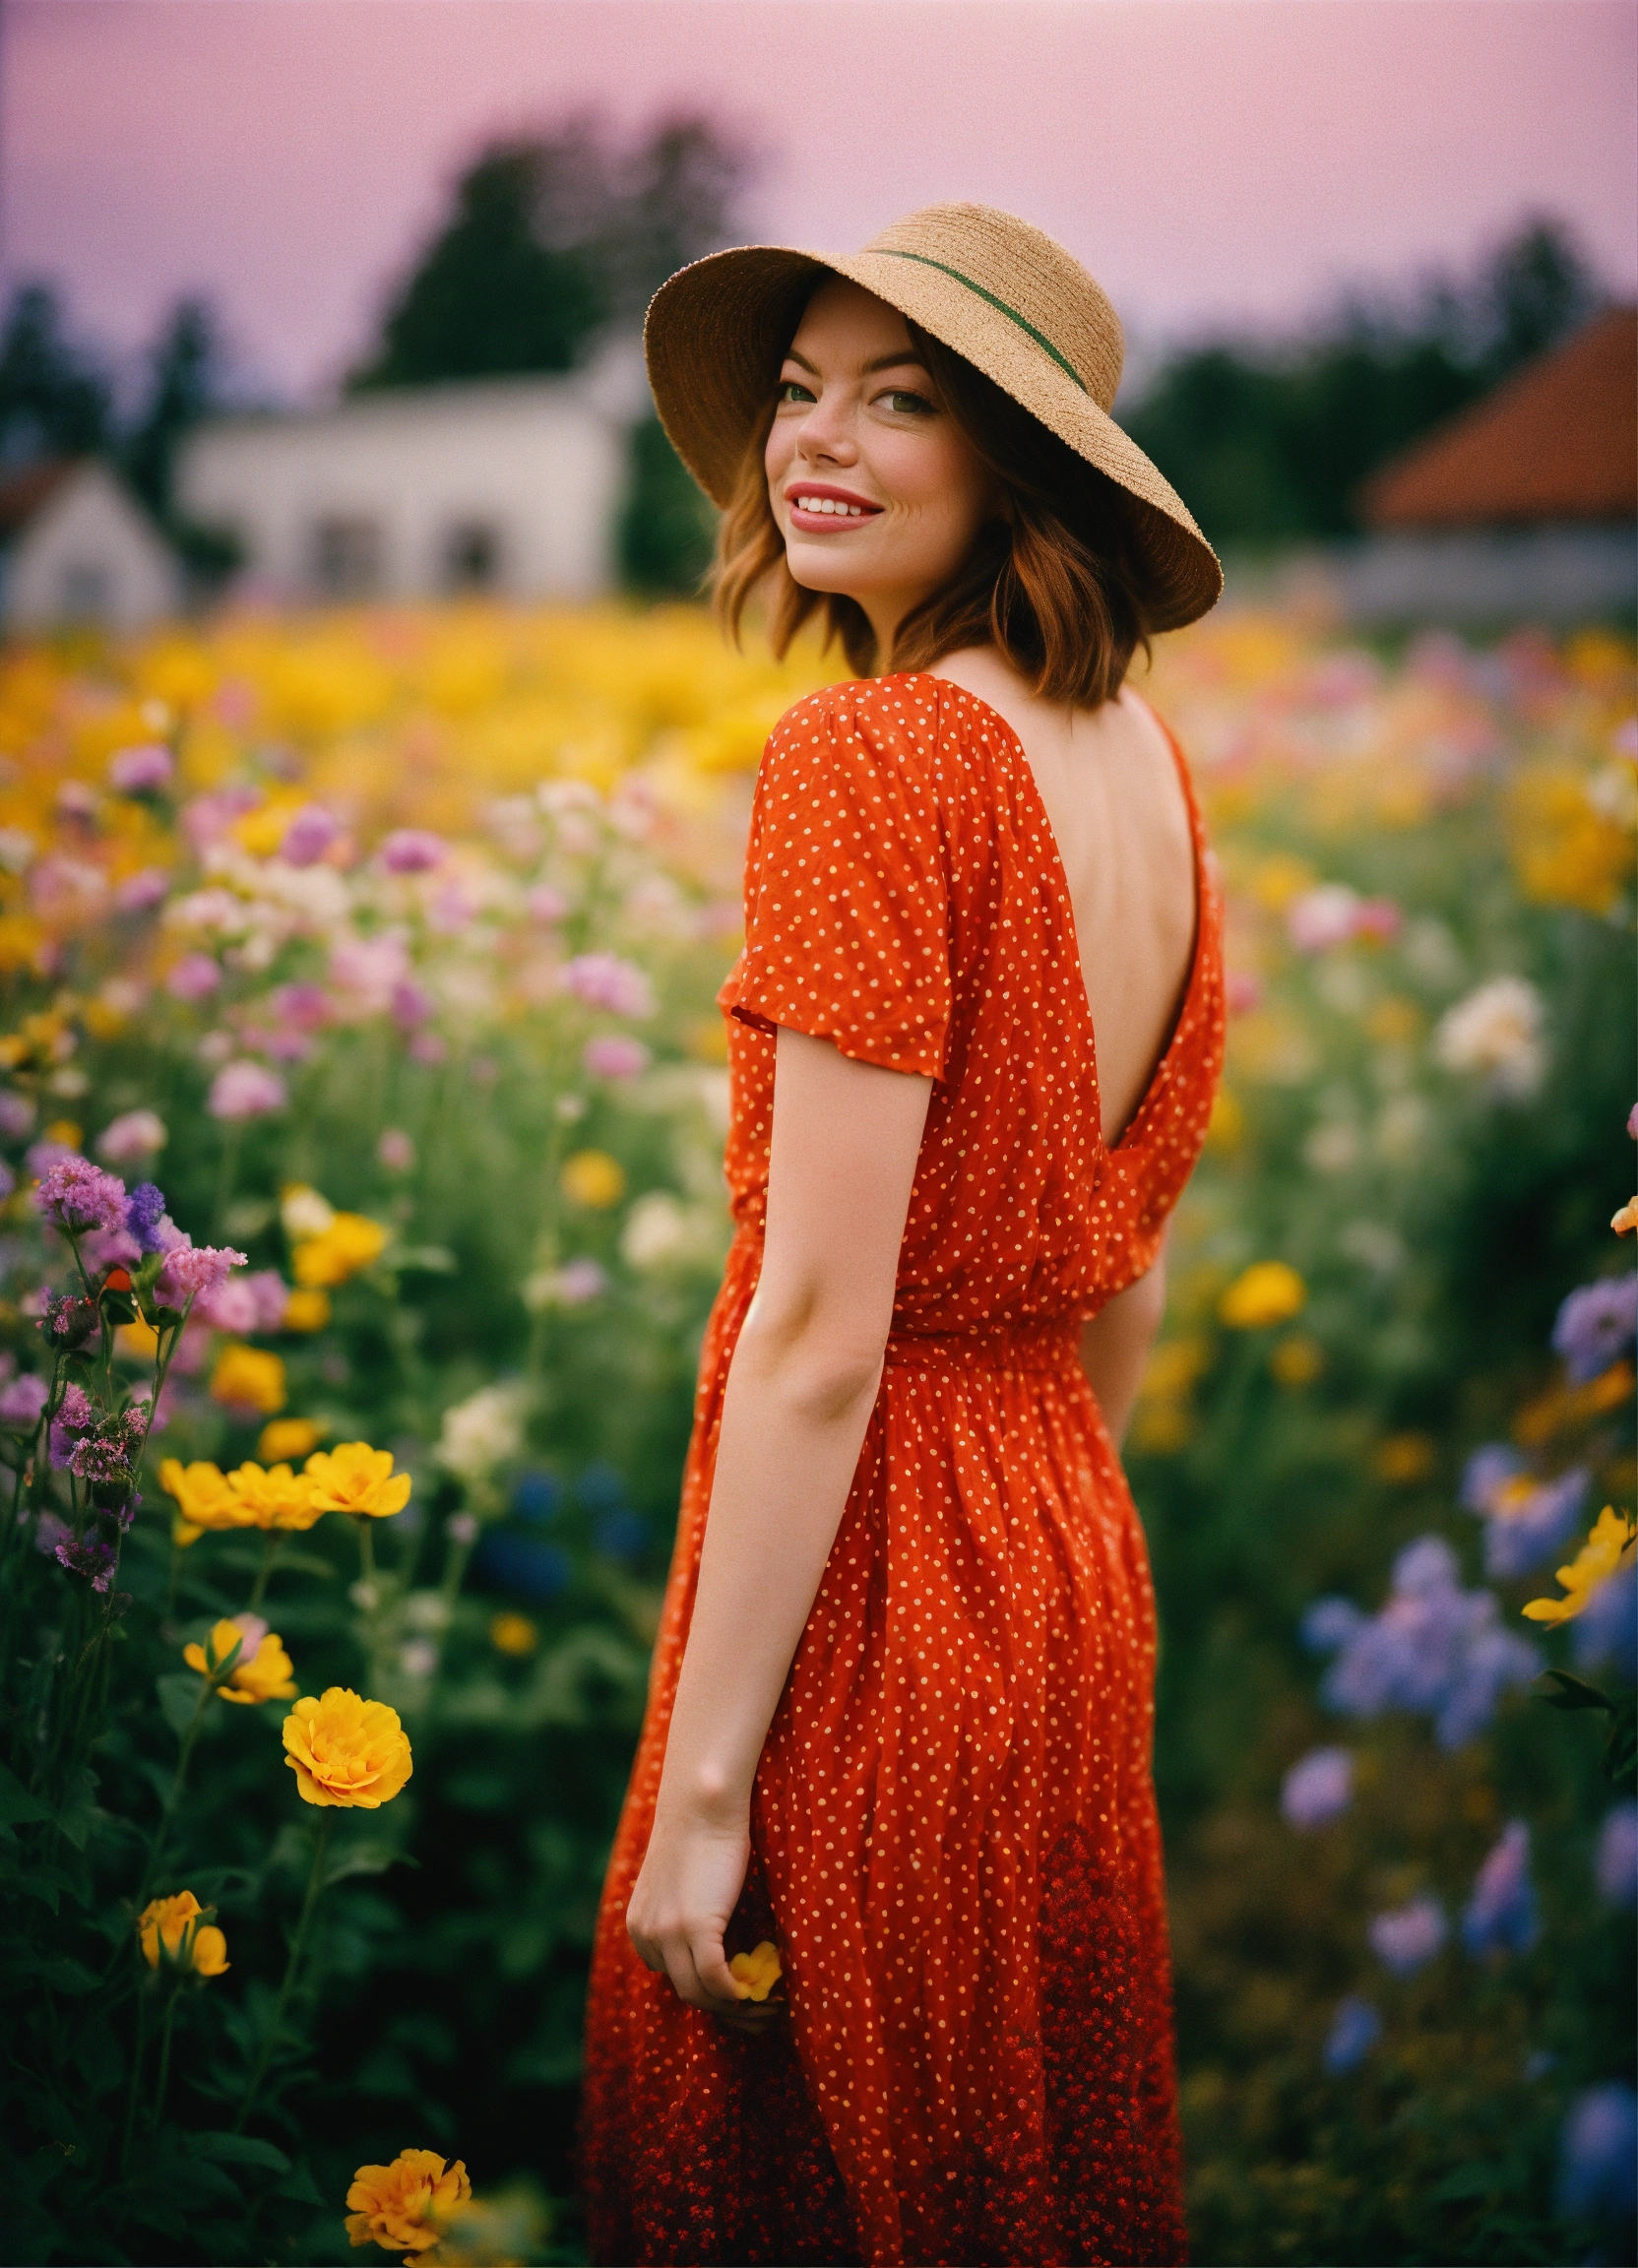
[765,278,998,643]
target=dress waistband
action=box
[883,1318,1083,1376]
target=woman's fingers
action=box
[688,1928,743,2008]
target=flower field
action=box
[0,599,1632,2267]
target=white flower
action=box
[619,1192,719,1275]
[435,1383,528,1484]
[522,1258,605,1311]
[1433,976,1545,1100]
[280,1183,336,1238]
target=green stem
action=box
[233,1813,332,2132]
[355,1518,376,1597]
[214,1123,242,1237]
[152,1990,179,2132]
[248,1530,284,1611]
[137,1674,219,1905]
[116,1987,150,2180]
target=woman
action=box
[582,203,1225,2267]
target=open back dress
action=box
[582,673,1225,2267]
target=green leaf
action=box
[54,1765,100,1851]
[0,1761,52,1829]
[271,2160,325,2205]
[185,2131,291,2174]
[323,1840,417,1889]
[1534,1670,1613,1714]
[157,1670,205,1739]
[1431,2161,1510,2204]
[395,1243,457,1272]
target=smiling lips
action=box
[786,482,883,533]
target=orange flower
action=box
[283,1687,413,1808]
[138,1890,228,1977]
[345,2149,471,2253]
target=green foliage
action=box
[617,415,719,598]
[0,283,113,464]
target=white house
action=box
[177,346,646,606]
[1,462,184,632]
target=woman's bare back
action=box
[926,650,1197,1145]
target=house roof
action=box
[0,459,78,539]
[1359,306,1637,530]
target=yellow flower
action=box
[43,1118,83,1151]
[225,1460,324,1531]
[260,1416,323,1464]
[559,1149,625,1209]
[293,1214,389,1288]
[138,1890,229,1978]
[284,1688,413,1809]
[281,1182,337,1239]
[210,1344,287,1415]
[345,2149,471,2254]
[117,1316,159,1360]
[158,1457,253,1539]
[488,1612,537,1657]
[728,1940,783,2002]
[1375,1431,1436,1483]
[1523,1506,1636,1625]
[305,1441,412,1519]
[283,1287,333,1332]
[183,1614,297,1704]
[1270,1335,1324,1389]
[1219,1261,1306,1330]
[1612,1196,1638,1236]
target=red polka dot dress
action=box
[583,675,1225,2267]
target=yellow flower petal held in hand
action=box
[304,1441,412,1519]
[210,1344,287,1415]
[345,2149,471,2254]
[1522,1506,1637,1625]
[728,1940,783,2002]
[283,1687,413,1808]
[137,1890,229,1977]
[293,1212,389,1288]
[226,1459,324,1531]
[183,1614,297,1703]
[1219,1260,1307,1330]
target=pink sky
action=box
[7,0,1635,402]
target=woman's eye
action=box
[880,390,934,415]
[778,380,817,405]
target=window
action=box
[312,517,383,598]
[442,520,503,592]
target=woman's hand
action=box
[626,1802,779,2031]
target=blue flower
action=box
[125,1181,169,1254]
[1280,1746,1354,1830]
[1551,1277,1638,1386]
[473,1531,571,1603]
[1558,2084,1637,2223]
[1573,1558,1637,1681]
[1322,1995,1380,2075]
[513,1470,561,1525]
[1461,1820,1540,1958]
[1367,1893,1447,1977]
[577,1462,628,1513]
[593,1507,649,1564]
[1301,1597,1365,1653]
[1595,1803,1638,1907]
[1477,1466,1590,1580]
[1460,1443,1525,1513]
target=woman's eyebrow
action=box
[780,348,930,377]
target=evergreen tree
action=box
[0,284,111,467]
[123,297,225,519]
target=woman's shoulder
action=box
[763,673,994,784]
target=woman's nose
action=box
[795,396,858,466]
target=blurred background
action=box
[0,4,1633,2265]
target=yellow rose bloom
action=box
[158,1457,253,1535]
[293,1214,389,1289]
[304,1441,412,1519]
[489,1611,537,1657]
[1219,1261,1307,1330]
[284,1688,413,1809]
[259,1416,323,1464]
[210,1344,288,1416]
[282,1288,333,1332]
[138,1890,229,1977]
[345,2149,471,2254]
[1523,1506,1637,1625]
[226,1460,324,1531]
[560,1149,625,1209]
[183,1615,297,1704]
[728,1940,783,2002]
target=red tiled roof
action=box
[1360,307,1637,529]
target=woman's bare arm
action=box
[625,1027,931,2019]
[1079,1235,1168,1445]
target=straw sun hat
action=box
[645,200,1222,632]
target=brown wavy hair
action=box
[711,315,1152,708]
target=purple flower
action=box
[409,1032,447,1067]
[207,1061,286,1120]
[154,1242,247,1312]
[271,981,331,1032]
[1478,1467,1590,1580]
[96,1109,167,1165]
[1551,1277,1638,1386]
[279,802,341,866]
[1629,1102,1638,1142]
[1558,2084,1637,2222]
[380,829,447,874]
[34,1156,129,1235]
[1367,1893,1447,1977]
[1301,1597,1365,1653]
[180,787,260,851]
[0,1373,47,1428]
[69,1426,133,1487]
[25,1139,75,1181]
[1460,1443,1524,1513]
[54,1534,116,1591]
[330,933,410,1003]
[1595,1803,1638,1906]
[1461,1821,1539,1958]
[1281,1745,1354,1830]
[1573,1558,1637,1681]
[125,1182,169,1254]
[561,953,654,1020]
[107,742,173,793]
[583,1034,651,1082]
[114,867,170,915]
[165,953,222,1003]
[390,979,435,1031]
[194,1275,258,1332]
[49,1382,95,1469]
[32,1510,71,1558]
[0,1161,14,1201]
[1322,1995,1380,2075]
[245,1269,290,1331]
[377,1129,415,1173]
[0,1092,34,1138]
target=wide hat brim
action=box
[644,225,1222,634]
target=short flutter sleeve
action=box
[720,686,952,1078]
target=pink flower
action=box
[390,979,434,1031]
[0,1094,34,1138]
[80,1227,141,1275]
[194,1276,258,1333]
[155,1242,248,1312]
[1354,898,1403,942]
[207,1062,286,1120]
[113,868,170,915]
[584,1034,650,1081]
[279,803,342,866]
[380,829,447,874]
[330,934,410,1004]
[55,781,96,822]
[377,1129,415,1172]
[166,954,221,1003]
[271,982,331,1032]
[34,1157,129,1234]
[245,1270,290,1330]
[526,885,567,926]
[107,743,173,794]
[95,1108,167,1164]
[1227,971,1263,1017]
[409,1032,448,1066]
[181,788,260,852]
[1288,886,1362,954]
[561,953,653,1020]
